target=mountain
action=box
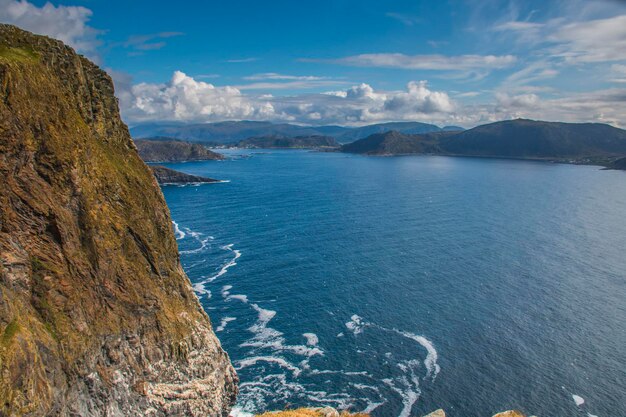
[340,131,443,155]
[608,157,626,170]
[130,121,460,144]
[336,121,443,142]
[439,119,626,158]
[134,138,224,162]
[131,121,327,143]
[150,165,220,184]
[342,119,626,163]
[0,24,237,416]
[237,135,339,149]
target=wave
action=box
[236,356,303,377]
[302,333,319,346]
[172,221,185,240]
[395,330,440,380]
[216,316,236,332]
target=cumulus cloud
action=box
[0,0,100,54]
[120,72,456,125]
[116,71,626,128]
[125,71,276,122]
[315,53,517,71]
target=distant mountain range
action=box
[341,119,626,166]
[130,120,464,144]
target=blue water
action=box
[160,150,626,417]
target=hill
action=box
[130,121,461,144]
[342,119,626,163]
[134,138,224,162]
[340,131,443,155]
[237,135,339,149]
[0,24,237,415]
[335,122,442,142]
[439,119,626,158]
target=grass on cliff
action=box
[1,320,19,346]
[0,45,39,63]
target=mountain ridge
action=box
[341,119,626,164]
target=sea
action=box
[159,149,626,417]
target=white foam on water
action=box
[303,333,319,346]
[573,395,585,406]
[229,407,254,417]
[229,294,249,303]
[236,356,303,377]
[345,314,367,335]
[587,414,599,417]
[242,303,323,357]
[396,330,440,380]
[362,401,385,414]
[172,221,185,240]
[221,285,233,298]
[192,284,211,299]
[216,317,236,332]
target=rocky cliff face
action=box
[0,24,237,416]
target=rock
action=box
[493,411,525,417]
[423,410,446,417]
[318,407,340,417]
[0,24,237,416]
[150,165,220,185]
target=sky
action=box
[1,0,626,128]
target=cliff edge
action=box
[0,24,237,416]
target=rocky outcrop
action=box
[0,24,237,416]
[423,410,446,417]
[134,138,225,162]
[150,165,220,185]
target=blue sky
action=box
[2,0,626,127]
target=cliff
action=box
[150,165,220,184]
[0,24,237,416]
[134,138,225,162]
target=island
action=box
[134,138,225,162]
[236,135,339,149]
[150,165,220,184]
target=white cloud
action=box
[386,12,422,26]
[117,71,626,128]
[122,32,183,53]
[548,15,626,63]
[120,72,455,125]
[319,53,517,71]
[0,0,100,54]
[244,73,328,81]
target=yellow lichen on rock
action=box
[256,408,368,417]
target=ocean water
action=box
[160,150,626,417]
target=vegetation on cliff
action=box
[0,24,237,416]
